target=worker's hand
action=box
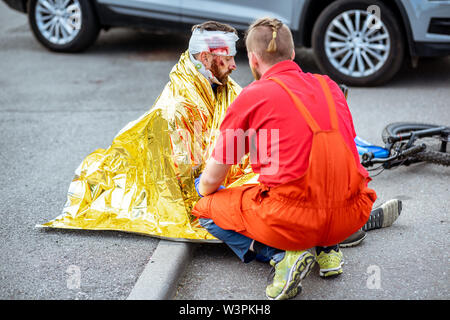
[195,174,225,198]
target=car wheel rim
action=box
[35,0,82,45]
[324,9,390,78]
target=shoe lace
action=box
[317,251,340,265]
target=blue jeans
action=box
[199,218,285,263]
[199,218,339,263]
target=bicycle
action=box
[355,122,450,175]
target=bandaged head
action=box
[189,29,239,84]
[189,29,239,56]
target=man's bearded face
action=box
[210,55,236,84]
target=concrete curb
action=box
[127,240,195,300]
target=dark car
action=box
[3,0,450,86]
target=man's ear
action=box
[199,52,212,69]
[290,49,295,61]
[248,51,259,69]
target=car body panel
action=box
[178,0,304,31]
[399,0,450,42]
[97,0,182,23]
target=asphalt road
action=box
[1,2,449,300]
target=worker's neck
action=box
[255,62,274,80]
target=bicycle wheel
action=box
[382,122,450,166]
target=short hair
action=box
[191,21,238,35]
[245,17,294,65]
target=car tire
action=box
[28,0,100,52]
[312,0,405,86]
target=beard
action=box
[210,60,232,85]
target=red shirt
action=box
[212,60,365,187]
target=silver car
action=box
[3,0,450,86]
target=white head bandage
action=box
[189,29,239,56]
[188,29,239,85]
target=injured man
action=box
[39,20,401,248]
[40,21,250,241]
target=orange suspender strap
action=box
[313,74,340,131]
[268,77,321,133]
[269,75,340,132]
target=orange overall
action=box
[192,75,377,250]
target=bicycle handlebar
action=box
[361,144,426,167]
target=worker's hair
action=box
[191,21,238,35]
[244,17,294,65]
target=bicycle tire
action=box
[381,122,450,166]
[381,122,448,144]
[412,151,450,166]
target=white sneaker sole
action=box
[363,199,402,231]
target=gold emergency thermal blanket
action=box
[38,51,257,242]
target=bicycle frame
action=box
[355,136,389,159]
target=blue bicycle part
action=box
[355,136,390,158]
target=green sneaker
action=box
[266,250,315,300]
[316,249,344,278]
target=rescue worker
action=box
[192,17,378,300]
